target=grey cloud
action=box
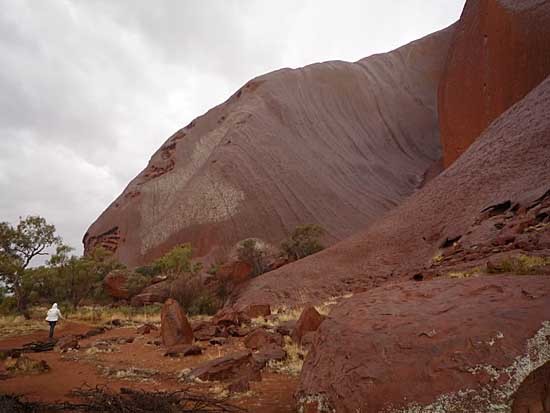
[0,0,464,258]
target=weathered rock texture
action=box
[233,73,550,309]
[160,299,193,347]
[439,0,550,167]
[297,276,550,412]
[83,25,455,266]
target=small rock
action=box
[189,351,260,382]
[83,327,105,338]
[209,337,227,346]
[136,325,151,335]
[164,344,203,357]
[228,377,250,393]
[244,329,283,350]
[56,335,79,352]
[253,344,287,369]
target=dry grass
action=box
[0,315,49,338]
[67,305,162,326]
[267,337,305,376]
[486,254,550,275]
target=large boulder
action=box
[131,280,171,306]
[439,0,550,167]
[297,276,550,412]
[83,24,454,267]
[188,350,261,382]
[103,270,130,299]
[291,306,325,345]
[160,299,193,347]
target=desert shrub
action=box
[134,265,161,278]
[126,272,151,297]
[237,239,268,277]
[169,274,221,316]
[281,224,325,261]
[486,254,550,275]
[206,263,220,275]
[153,243,202,276]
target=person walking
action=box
[45,303,63,339]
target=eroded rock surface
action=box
[234,74,550,309]
[160,299,193,347]
[297,276,550,412]
[84,25,455,266]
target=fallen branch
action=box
[1,385,246,413]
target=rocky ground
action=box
[0,303,330,412]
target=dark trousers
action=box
[48,321,57,339]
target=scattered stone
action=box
[212,308,251,327]
[228,377,250,393]
[253,344,287,369]
[244,329,283,350]
[164,344,203,357]
[83,327,106,338]
[192,322,219,341]
[115,337,135,345]
[161,298,194,347]
[276,321,296,337]
[5,356,50,375]
[56,335,79,352]
[209,337,227,346]
[136,325,151,335]
[189,351,261,382]
[243,304,271,319]
[291,306,325,345]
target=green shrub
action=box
[237,239,268,277]
[281,224,325,261]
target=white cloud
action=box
[0,0,465,255]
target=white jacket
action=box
[45,304,62,322]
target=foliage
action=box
[169,274,221,316]
[281,224,325,261]
[152,243,202,276]
[237,239,268,277]
[0,216,62,313]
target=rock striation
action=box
[233,73,550,309]
[84,25,455,267]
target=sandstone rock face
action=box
[233,74,550,309]
[160,299,193,347]
[439,0,550,167]
[297,276,550,412]
[83,25,455,267]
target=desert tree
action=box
[0,216,62,314]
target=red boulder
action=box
[291,306,325,345]
[160,299,193,347]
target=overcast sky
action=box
[0,0,465,256]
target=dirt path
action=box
[0,322,298,412]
